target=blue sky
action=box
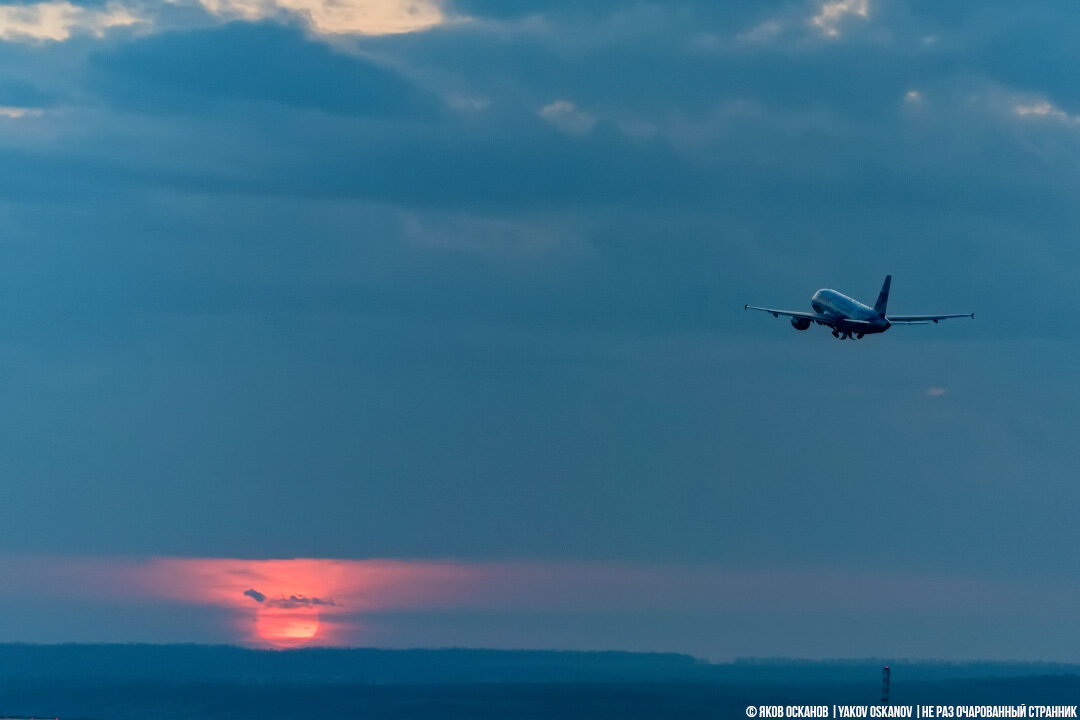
[0,0,1078,659]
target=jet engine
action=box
[790,317,811,331]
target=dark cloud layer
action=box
[89,22,440,117]
[0,0,1077,657]
[243,588,336,607]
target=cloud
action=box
[0,106,45,119]
[0,1,142,42]
[446,94,490,112]
[0,0,455,47]
[810,0,868,38]
[197,0,454,36]
[89,22,439,117]
[278,594,337,607]
[243,588,266,602]
[735,19,783,45]
[1014,99,1080,124]
[398,210,582,261]
[245,587,336,607]
[0,4,1077,664]
[538,99,595,135]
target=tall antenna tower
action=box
[880,666,890,705]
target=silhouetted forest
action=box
[0,645,1076,719]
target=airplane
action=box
[744,275,973,340]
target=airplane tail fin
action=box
[874,275,891,316]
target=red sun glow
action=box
[121,557,489,647]
[255,604,320,647]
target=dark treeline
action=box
[0,646,1076,719]
[0,644,1076,685]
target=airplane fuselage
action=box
[810,289,891,335]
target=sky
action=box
[0,0,1078,660]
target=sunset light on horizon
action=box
[0,554,1072,656]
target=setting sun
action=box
[119,557,488,647]
[255,605,320,647]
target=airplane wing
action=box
[744,305,828,322]
[743,305,864,328]
[886,313,974,324]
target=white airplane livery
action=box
[745,275,973,340]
